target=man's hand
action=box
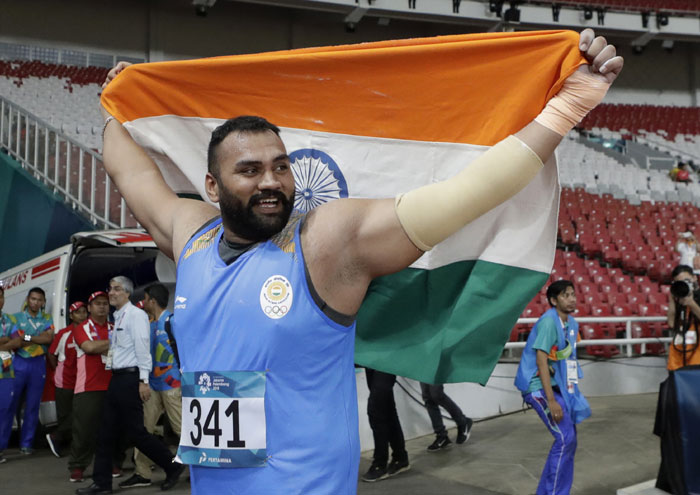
[577,28,624,83]
[139,382,151,402]
[102,61,132,90]
[549,399,564,423]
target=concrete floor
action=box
[1,393,660,494]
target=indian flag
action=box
[102,30,584,385]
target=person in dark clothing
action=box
[361,368,410,482]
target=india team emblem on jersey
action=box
[289,148,349,212]
[260,275,293,319]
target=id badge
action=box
[176,370,267,468]
[0,350,12,371]
[102,348,113,370]
[566,360,578,394]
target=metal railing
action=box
[506,315,670,358]
[0,95,133,229]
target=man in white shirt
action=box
[77,276,184,495]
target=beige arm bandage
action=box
[394,135,543,251]
[534,70,611,136]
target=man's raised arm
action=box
[101,63,218,261]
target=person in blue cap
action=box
[514,279,591,495]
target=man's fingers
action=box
[102,61,133,89]
[592,44,616,72]
[599,56,624,83]
[583,36,608,63]
[579,28,595,51]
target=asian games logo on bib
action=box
[198,373,212,395]
[289,148,349,212]
[260,275,293,319]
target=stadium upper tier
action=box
[0,60,107,150]
[521,0,700,14]
[581,103,700,146]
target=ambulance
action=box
[0,229,175,427]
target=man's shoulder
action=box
[180,216,223,262]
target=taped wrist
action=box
[394,135,543,251]
[534,70,610,136]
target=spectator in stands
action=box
[665,265,700,370]
[120,283,182,489]
[670,161,692,183]
[675,232,699,273]
[514,280,591,495]
[420,382,472,451]
[77,276,184,494]
[677,162,692,183]
[361,368,410,482]
[8,287,54,455]
[0,284,21,464]
[46,301,87,458]
[68,291,112,483]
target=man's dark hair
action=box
[207,116,281,178]
[145,283,169,309]
[27,287,45,298]
[546,280,574,307]
[672,264,694,279]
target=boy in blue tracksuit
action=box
[8,287,54,454]
[514,280,591,495]
[0,285,21,464]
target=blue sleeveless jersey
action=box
[175,214,360,494]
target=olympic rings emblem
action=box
[260,275,293,320]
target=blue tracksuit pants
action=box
[0,377,15,451]
[524,388,577,495]
[10,355,46,448]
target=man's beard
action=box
[218,183,295,242]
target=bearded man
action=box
[93,29,623,495]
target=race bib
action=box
[566,360,578,394]
[176,371,267,468]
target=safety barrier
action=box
[0,95,132,229]
[507,315,670,357]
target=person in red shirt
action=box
[46,301,88,458]
[67,292,112,483]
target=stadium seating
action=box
[0,60,107,150]
[522,0,700,14]
[581,103,700,146]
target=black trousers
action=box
[365,368,407,466]
[93,371,177,488]
[53,386,74,447]
[420,382,468,438]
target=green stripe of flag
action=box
[355,260,549,385]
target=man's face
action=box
[89,297,110,319]
[70,306,88,325]
[108,282,130,308]
[27,291,45,314]
[206,131,295,242]
[142,294,155,318]
[552,286,577,315]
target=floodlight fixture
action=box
[551,4,561,22]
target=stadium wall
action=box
[0,151,94,272]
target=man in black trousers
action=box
[361,368,410,482]
[76,276,185,494]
